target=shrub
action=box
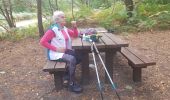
[0,25,38,41]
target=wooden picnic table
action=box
[43,27,155,90]
[72,28,129,84]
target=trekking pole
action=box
[92,42,121,100]
[90,42,104,100]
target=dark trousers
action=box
[62,49,82,83]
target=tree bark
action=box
[37,0,44,37]
[124,0,134,17]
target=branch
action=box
[0,24,10,33]
[0,7,7,20]
[149,11,169,18]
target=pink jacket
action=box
[40,24,78,60]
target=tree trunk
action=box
[104,0,110,7]
[0,0,16,28]
[9,0,15,27]
[80,0,88,6]
[37,0,44,37]
[71,0,75,20]
[48,0,53,15]
[124,0,134,17]
[55,0,58,10]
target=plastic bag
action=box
[80,28,97,35]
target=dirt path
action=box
[0,30,170,100]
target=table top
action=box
[72,28,129,50]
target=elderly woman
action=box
[40,11,82,93]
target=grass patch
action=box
[0,25,39,41]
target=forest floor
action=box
[0,29,170,100]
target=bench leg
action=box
[133,67,142,82]
[54,72,64,90]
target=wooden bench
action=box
[120,47,156,82]
[43,60,66,90]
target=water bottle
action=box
[82,34,86,41]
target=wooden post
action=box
[54,72,64,90]
[81,52,89,85]
[105,49,116,83]
[133,67,142,82]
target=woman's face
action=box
[58,14,66,26]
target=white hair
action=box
[52,11,65,22]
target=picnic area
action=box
[0,0,170,100]
[0,29,169,100]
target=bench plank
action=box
[54,62,66,71]
[43,60,66,72]
[43,60,56,72]
[125,47,156,66]
[121,47,145,67]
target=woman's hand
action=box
[57,47,65,53]
[71,21,77,28]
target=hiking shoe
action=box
[63,80,69,87]
[69,82,83,93]
[63,75,69,87]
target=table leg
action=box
[81,52,89,84]
[105,49,116,83]
[54,72,64,90]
